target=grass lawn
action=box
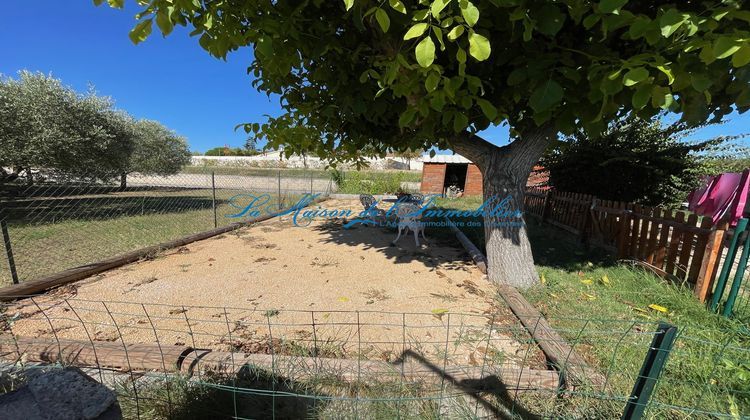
[0,189,301,284]
[431,196,749,417]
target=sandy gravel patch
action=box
[4,199,543,368]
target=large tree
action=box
[120,119,192,188]
[104,0,750,288]
[0,71,134,182]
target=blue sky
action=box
[1,1,748,153]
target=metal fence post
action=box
[722,226,750,317]
[310,171,313,194]
[711,218,748,312]
[211,171,217,228]
[278,170,282,210]
[622,322,677,420]
[0,209,20,284]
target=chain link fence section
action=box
[0,168,331,285]
[0,298,746,418]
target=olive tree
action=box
[120,119,192,188]
[103,0,750,288]
[0,71,134,182]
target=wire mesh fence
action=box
[0,296,747,418]
[0,168,332,286]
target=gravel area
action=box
[4,200,543,368]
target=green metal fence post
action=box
[622,322,678,420]
[722,226,750,317]
[0,208,19,284]
[711,218,748,312]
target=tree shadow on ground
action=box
[525,218,617,272]
[117,367,325,420]
[312,217,475,271]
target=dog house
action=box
[420,154,549,196]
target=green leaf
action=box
[431,0,451,18]
[375,8,390,32]
[129,19,153,45]
[468,32,491,61]
[623,67,649,86]
[447,25,465,40]
[460,1,480,27]
[404,23,429,40]
[733,45,750,67]
[628,17,651,39]
[107,0,124,8]
[389,0,406,14]
[632,84,651,109]
[456,47,467,63]
[655,65,674,85]
[425,72,441,92]
[156,11,174,36]
[415,36,436,67]
[476,98,497,120]
[507,68,526,85]
[660,9,688,38]
[399,108,417,127]
[529,80,564,112]
[714,37,743,59]
[343,0,355,11]
[535,5,566,36]
[690,74,712,92]
[453,112,468,132]
[599,0,627,14]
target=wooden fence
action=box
[525,188,727,303]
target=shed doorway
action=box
[443,163,468,194]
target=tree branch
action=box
[450,131,505,168]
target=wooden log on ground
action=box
[496,284,606,390]
[0,196,328,301]
[0,336,560,393]
[0,336,191,372]
[445,217,487,274]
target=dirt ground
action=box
[4,199,544,368]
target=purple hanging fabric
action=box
[688,169,750,226]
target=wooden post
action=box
[541,190,552,223]
[694,223,727,303]
[617,210,632,259]
[580,197,597,244]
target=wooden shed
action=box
[419,154,549,196]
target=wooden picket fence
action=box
[525,188,727,303]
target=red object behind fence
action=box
[688,169,750,226]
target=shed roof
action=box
[421,154,472,164]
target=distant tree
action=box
[119,119,192,188]
[0,71,134,182]
[392,148,425,169]
[541,115,732,206]
[697,140,750,177]
[204,146,257,156]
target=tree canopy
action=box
[103,0,750,288]
[541,114,737,206]
[0,71,133,181]
[0,71,190,183]
[107,0,750,164]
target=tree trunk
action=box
[119,173,127,191]
[453,124,556,289]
